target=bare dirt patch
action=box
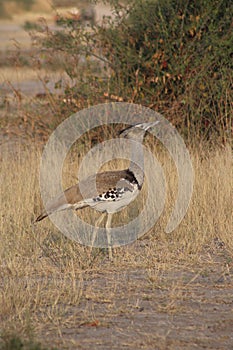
[59,252,232,350]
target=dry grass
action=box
[0,67,62,84]
[0,140,232,349]
[2,0,52,20]
[0,0,52,52]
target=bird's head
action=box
[119,121,160,141]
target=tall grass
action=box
[0,139,232,344]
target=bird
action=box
[35,121,160,259]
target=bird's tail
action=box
[35,211,48,222]
[34,191,76,223]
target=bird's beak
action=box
[119,120,160,137]
[142,120,160,131]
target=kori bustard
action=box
[35,121,159,259]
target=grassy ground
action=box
[0,137,232,349]
[0,2,232,349]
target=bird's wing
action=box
[35,169,133,222]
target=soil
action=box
[38,243,233,350]
[79,274,233,349]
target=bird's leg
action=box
[89,212,106,255]
[106,213,113,260]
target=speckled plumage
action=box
[35,169,139,221]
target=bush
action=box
[99,0,232,140]
[35,0,232,142]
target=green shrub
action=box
[23,20,43,32]
[99,0,232,140]
[36,0,232,142]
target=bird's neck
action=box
[128,139,144,188]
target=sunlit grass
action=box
[0,139,232,347]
